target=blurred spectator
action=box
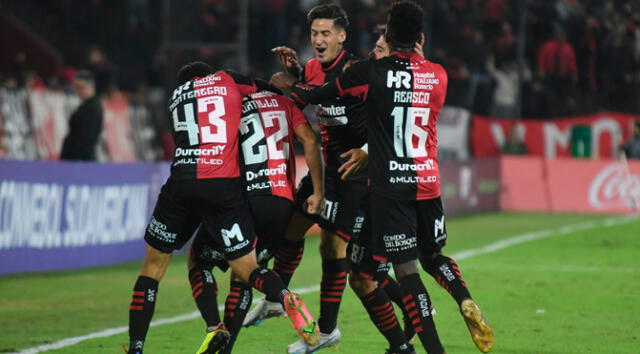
[622,121,640,159]
[486,55,531,118]
[537,29,578,116]
[501,125,527,155]
[60,70,104,161]
[86,45,118,97]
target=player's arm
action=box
[222,70,281,96]
[294,121,324,215]
[271,60,371,105]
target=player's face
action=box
[310,19,346,63]
[371,35,390,60]
[73,79,94,100]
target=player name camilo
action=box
[245,163,287,182]
[389,159,435,171]
[393,91,430,104]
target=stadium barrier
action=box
[0,159,170,275]
[472,112,640,159]
[501,156,640,214]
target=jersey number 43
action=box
[172,96,227,146]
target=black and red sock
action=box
[380,274,415,341]
[399,273,445,354]
[425,255,472,306]
[273,239,305,288]
[128,276,158,351]
[318,258,348,334]
[222,281,253,354]
[359,287,409,350]
[250,267,289,304]
[189,267,221,328]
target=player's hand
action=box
[338,149,368,180]
[269,72,297,90]
[304,193,324,215]
[272,46,299,69]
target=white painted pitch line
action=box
[12,215,638,354]
[11,284,320,354]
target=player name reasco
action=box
[393,91,431,104]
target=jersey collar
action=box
[390,51,416,58]
[321,49,346,72]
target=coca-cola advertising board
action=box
[472,112,639,159]
[501,157,640,214]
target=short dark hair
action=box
[307,4,349,30]
[386,0,424,50]
[75,70,95,85]
[177,61,213,85]
[374,24,387,37]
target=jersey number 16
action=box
[392,106,430,158]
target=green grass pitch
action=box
[1,212,638,353]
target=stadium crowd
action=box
[2,0,639,115]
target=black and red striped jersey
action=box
[167,70,260,179]
[239,91,308,202]
[290,52,448,200]
[291,49,367,180]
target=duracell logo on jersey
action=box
[386,70,411,89]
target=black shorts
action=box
[295,174,367,241]
[191,195,293,270]
[369,194,447,264]
[144,178,255,262]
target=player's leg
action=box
[416,198,493,353]
[127,180,198,354]
[243,196,296,327]
[348,222,416,354]
[317,229,349,335]
[220,272,253,354]
[228,250,320,346]
[187,233,234,354]
[287,178,364,353]
[210,195,319,346]
[394,261,445,354]
[379,274,416,342]
[371,194,445,354]
[272,176,318,286]
[188,231,223,329]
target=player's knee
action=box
[227,252,260,284]
[140,245,172,280]
[319,232,347,259]
[393,260,419,279]
[349,272,377,297]
[419,251,442,275]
